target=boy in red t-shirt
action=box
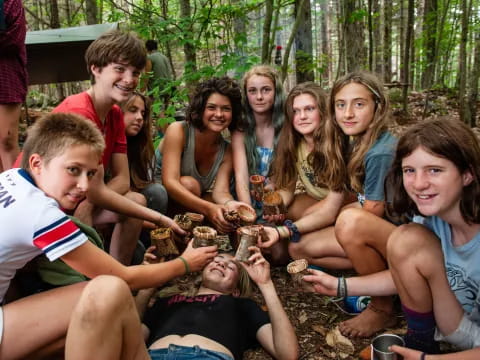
[54,30,180,264]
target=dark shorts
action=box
[148,344,234,360]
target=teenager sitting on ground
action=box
[64,248,299,360]
[122,91,168,214]
[52,30,181,265]
[162,77,254,234]
[231,65,285,220]
[260,82,345,264]
[304,118,480,359]
[0,113,216,360]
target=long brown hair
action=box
[241,65,285,175]
[122,92,155,190]
[270,82,328,190]
[386,118,480,224]
[324,71,391,193]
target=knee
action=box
[335,208,367,247]
[180,176,201,196]
[142,184,168,213]
[288,241,304,260]
[77,276,132,318]
[387,223,431,264]
[126,191,147,207]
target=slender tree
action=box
[402,0,414,112]
[458,0,470,124]
[421,0,438,89]
[344,0,367,72]
[383,0,392,82]
[294,0,314,82]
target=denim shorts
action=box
[148,344,234,360]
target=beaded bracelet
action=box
[178,256,190,274]
[284,220,301,243]
[337,276,347,298]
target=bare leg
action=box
[0,282,86,360]
[335,208,397,337]
[288,226,352,269]
[0,103,21,171]
[95,191,145,265]
[286,194,318,221]
[387,224,464,335]
[65,276,150,360]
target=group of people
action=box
[0,20,478,360]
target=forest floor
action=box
[22,88,478,360]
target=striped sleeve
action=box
[33,215,87,261]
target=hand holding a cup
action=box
[389,345,425,360]
[241,246,271,286]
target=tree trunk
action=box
[280,0,306,82]
[49,0,60,28]
[179,0,197,82]
[336,0,345,77]
[383,0,392,82]
[468,29,480,126]
[261,0,274,64]
[267,0,281,64]
[344,0,367,72]
[402,0,414,112]
[367,0,373,71]
[295,0,314,82]
[458,0,470,124]
[372,0,381,75]
[85,0,98,25]
[161,0,176,79]
[399,0,405,82]
[421,0,438,89]
[319,0,330,85]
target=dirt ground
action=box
[23,89,476,359]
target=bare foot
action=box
[339,303,397,338]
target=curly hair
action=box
[241,65,285,175]
[323,71,391,193]
[85,30,147,84]
[186,76,245,133]
[121,92,155,190]
[270,82,329,190]
[386,118,480,224]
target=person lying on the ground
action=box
[0,113,216,360]
[64,247,299,360]
[302,118,480,359]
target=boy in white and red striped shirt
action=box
[0,112,216,360]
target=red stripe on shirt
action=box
[33,220,79,249]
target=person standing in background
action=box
[144,39,173,106]
[0,0,27,171]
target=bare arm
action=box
[243,249,299,360]
[162,123,218,213]
[85,165,183,231]
[211,147,256,228]
[363,199,385,217]
[105,153,131,195]
[61,240,217,290]
[294,190,345,234]
[231,131,252,205]
[302,268,397,297]
[391,345,480,360]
